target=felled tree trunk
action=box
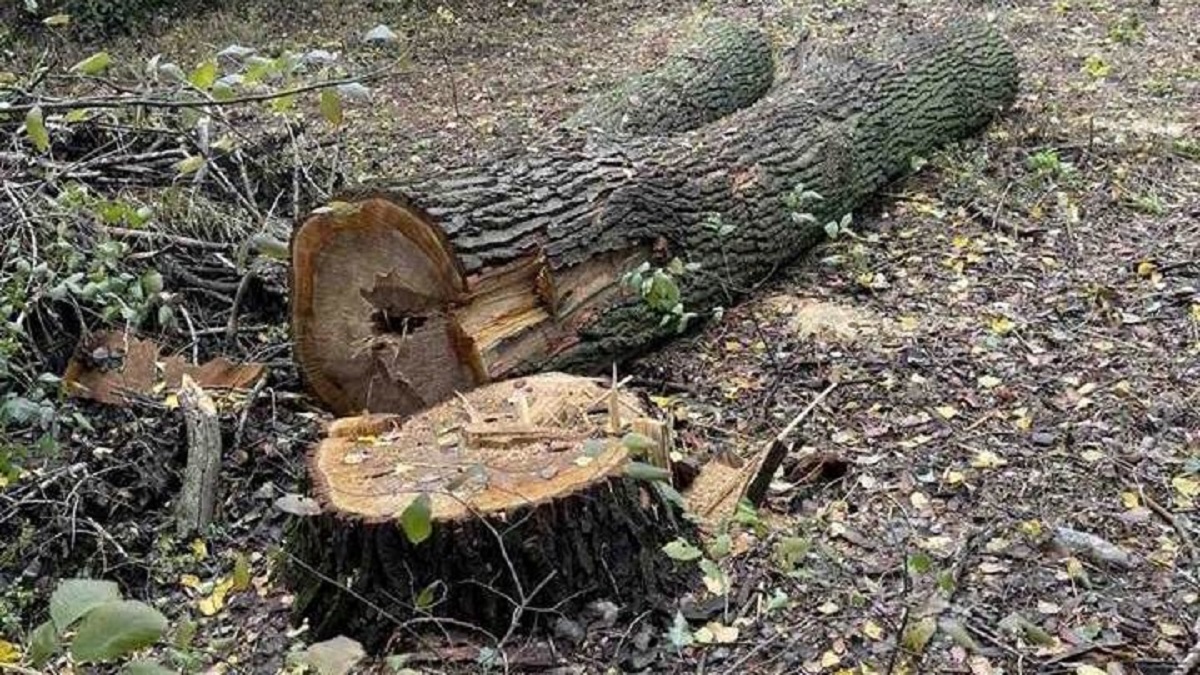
[285,373,690,648]
[291,21,1018,416]
[565,19,774,136]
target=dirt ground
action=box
[2,0,1199,673]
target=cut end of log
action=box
[291,197,480,416]
[310,372,646,521]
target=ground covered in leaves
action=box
[2,0,1198,673]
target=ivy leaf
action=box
[27,620,59,667]
[50,578,121,632]
[400,493,432,544]
[699,558,728,595]
[25,107,49,153]
[662,538,702,561]
[189,59,219,90]
[71,51,113,75]
[319,88,343,127]
[70,600,167,662]
[666,611,693,650]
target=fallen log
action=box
[292,21,1018,416]
[565,19,775,136]
[284,373,690,647]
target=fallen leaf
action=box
[977,375,1003,389]
[971,450,1007,469]
[862,619,885,640]
[935,405,959,420]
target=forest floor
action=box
[2,0,1198,673]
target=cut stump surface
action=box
[289,373,692,648]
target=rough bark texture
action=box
[292,21,1019,416]
[283,374,692,649]
[175,374,222,535]
[565,19,775,136]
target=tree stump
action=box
[285,373,691,648]
[290,20,1019,417]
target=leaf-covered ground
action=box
[2,0,1198,673]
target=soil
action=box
[2,0,1198,673]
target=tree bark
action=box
[175,374,222,535]
[283,373,691,648]
[565,19,775,136]
[291,21,1019,416]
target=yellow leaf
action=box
[1191,303,1200,324]
[1173,475,1200,504]
[179,574,202,590]
[199,577,235,616]
[821,650,842,668]
[1075,666,1107,675]
[191,538,208,559]
[989,316,1015,335]
[1121,492,1140,509]
[971,449,1007,469]
[163,393,180,409]
[1137,260,1157,279]
[944,470,965,485]
[899,316,920,331]
[0,639,20,663]
[862,619,885,640]
[1080,449,1104,463]
[935,405,959,420]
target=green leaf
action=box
[71,51,113,75]
[212,80,235,101]
[772,536,809,573]
[907,552,934,575]
[666,611,693,649]
[124,660,177,675]
[27,620,59,667]
[25,107,49,153]
[64,108,90,123]
[319,88,343,127]
[140,270,164,295]
[50,578,121,632]
[414,582,437,610]
[269,93,296,113]
[70,600,167,662]
[699,558,728,595]
[707,533,731,560]
[189,59,219,89]
[624,461,671,482]
[400,493,432,544]
[901,616,937,654]
[620,432,656,456]
[298,636,366,675]
[662,538,702,561]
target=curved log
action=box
[291,21,1019,416]
[566,19,775,136]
